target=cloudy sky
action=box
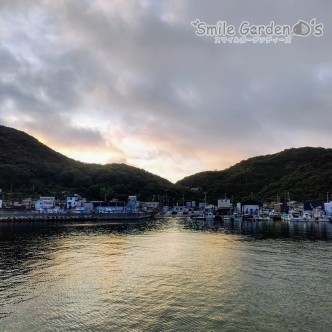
[0,1,331,182]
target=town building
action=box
[324,202,332,216]
[35,197,55,211]
[142,202,160,211]
[241,200,261,215]
[66,194,86,209]
[127,196,139,211]
[217,198,233,214]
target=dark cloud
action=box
[0,0,331,180]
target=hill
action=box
[2,125,331,203]
[176,147,332,202]
[0,125,179,201]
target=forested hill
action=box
[176,147,332,202]
[1,125,331,203]
[0,125,177,200]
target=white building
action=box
[186,201,196,208]
[127,196,139,211]
[218,198,232,209]
[324,202,332,216]
[198,202,207,209]
[0,199,2,209]
[241,200,260,215]
[35,197,55,211]
[217,198,233,214]
[67,194,86,209]
[142,202,160,210]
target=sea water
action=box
[0,218,331,331]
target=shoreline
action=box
[0,211,155,222]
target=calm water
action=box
[0,218,331,332]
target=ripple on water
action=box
[0,219,331,331]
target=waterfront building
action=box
[142,202,160,211]
[217,198,233,214]
[241,200,261,215]
[35,197,55,211]
[127,196,139,211]
[66,194,86,209]
[324,202,332,216]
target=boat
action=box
[269,212,282,221]
[310,208,331,222]
[255,214,271,222]
[190,211,215,221]
[283,210,305,222]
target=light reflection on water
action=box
[0,218,331,332]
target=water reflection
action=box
[0,218,331,332]
[179,217,332,241]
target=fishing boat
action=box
[311,208,331,222]
[190,211,215,221]
[283,210,305,222]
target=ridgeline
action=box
[176,147,332,202]
[0,125,179,201]
[1,125,331,202]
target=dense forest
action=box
[0,125,188,201]
[1,125,331,203]
[177,147,332,202]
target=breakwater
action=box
[0,211,154,222]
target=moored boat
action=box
[284,211,306,222]
[190,211,215,221]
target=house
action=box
[35,197,55,211]
[198,202,207,209]
[186,201,196,209]
[86,200,104,212]
[142,202,160,211]
[22,198,34,210]
[127,196,139,211]
[66,194,86,209]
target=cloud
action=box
[0,0,331,181]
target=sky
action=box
[0,0,331,182]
